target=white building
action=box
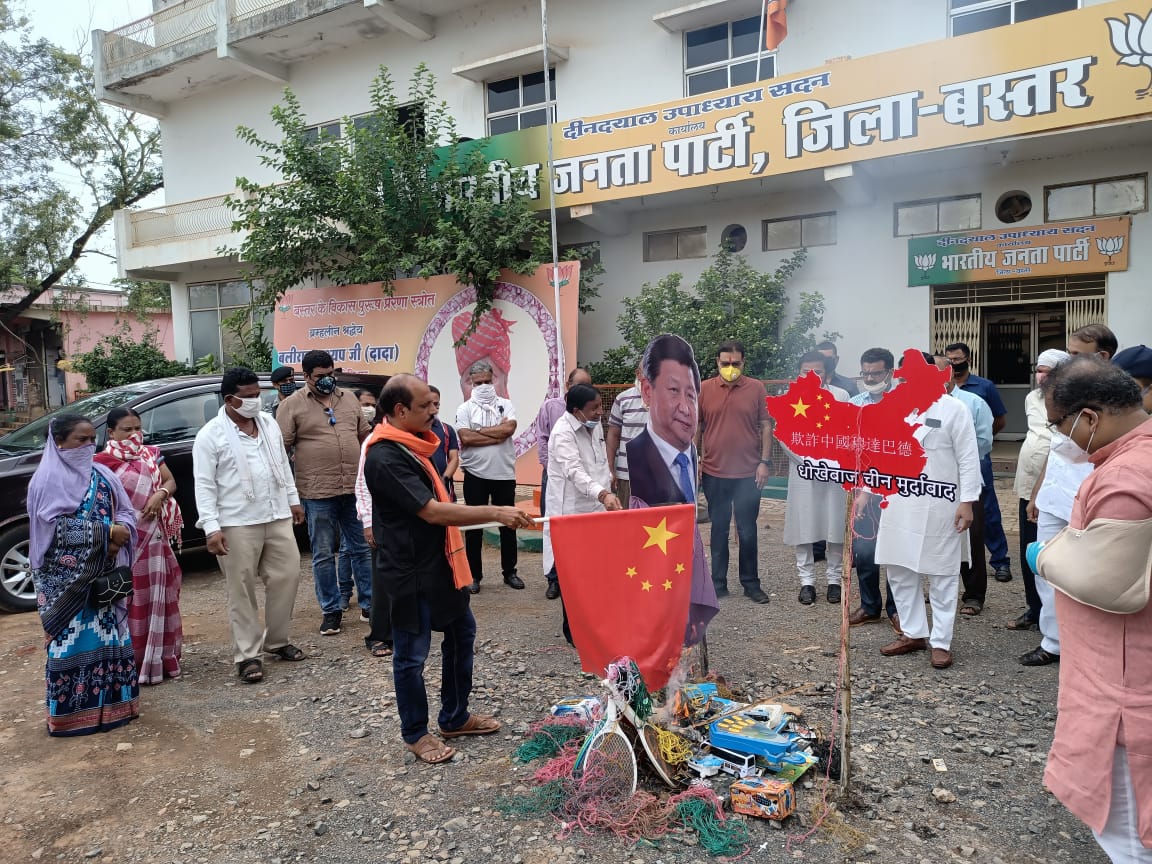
[98,0,1152,434]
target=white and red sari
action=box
[95,435,184,684]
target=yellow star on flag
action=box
[816,422,823,429]
[642,518,679,554]
[816,393,825,403]
[663,580,673,591]
[675,562,686,574]
[790,398,811,418]
[824,414,831,421]
[641,580,653,592]
[625,566,637,578]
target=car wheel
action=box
[0,523,37,613]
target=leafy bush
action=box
[75,328,193,391]
[584,245,834,383]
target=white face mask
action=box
[472,383,497,404]
[232,396,263,419]
[361,406,376,422]
[862,377,890,395]
[1050,412,1095,464]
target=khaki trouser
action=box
[217,519,301,664]
[617,479,631,510]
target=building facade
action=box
[98,0,1151,435]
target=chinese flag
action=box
[765,0,788,51]
[551,504,695,690]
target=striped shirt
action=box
[607,386,649,480]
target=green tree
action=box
[75,328,193,392]
[225,65,549,336]
[114,277,172,313]
[0,3,163,323]
[585,245,830,383]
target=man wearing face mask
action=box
[1113,345,1152,413]
[277,349,372,636]
[696,340,772,604]
[533,367,593,600]
[1066,323,1118,361]
[606,366,650,513]
[193,367,306,684]
[815,341,859,398]
[944,342,1012,584]
[1008,349,1069,633]
[270,366,298,419]
[846,348,900,631]
[455,359,520,594]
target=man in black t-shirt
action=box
[364,374,531,764]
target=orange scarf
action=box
[365,421,473,591]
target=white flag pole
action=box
[756,0,768,82]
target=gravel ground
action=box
[0,477,1107,864]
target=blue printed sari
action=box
[34,470,140,736]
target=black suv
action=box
[0,372,385,613]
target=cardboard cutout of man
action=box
[626,334,719,644]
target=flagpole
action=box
[540,0,566,378]
[838,490,854,794]
[756,0,768,82]
[461,517,548,532]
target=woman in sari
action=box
[94,407,184,684]
[28,415,140,736]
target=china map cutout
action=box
[766,350,955,504]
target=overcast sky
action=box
[20,0,158,291]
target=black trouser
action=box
[701,473,762,593]
[366,552,392,648]
[1018,498,1041,619]
[462,471,517,582]
[960,486,988,604]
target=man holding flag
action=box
[363,374,533,764]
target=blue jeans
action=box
[701,474,762,593]
[980,454,1010,571]
[853,495,897,619]
[392,599,476,744]
[303,495,372,615]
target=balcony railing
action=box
[128,194,235,247]
[101,0,299,75]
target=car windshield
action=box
[0,382,160,454]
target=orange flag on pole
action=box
[550,504,696,690]
[765,0,788,51]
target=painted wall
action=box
[60,310,176,399]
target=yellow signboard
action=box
[907,217,1131,285]
[474,2,1152,207]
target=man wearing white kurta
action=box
[876,354,982,670]
[784,352,851,605]
[541,384,622,640]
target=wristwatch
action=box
[759,459,771,465]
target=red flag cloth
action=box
[765,350,951,500]
[765,0,788,51]
[551,504,696,690]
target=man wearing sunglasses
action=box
[277,349,372,636]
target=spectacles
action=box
[859,371,889,381]
[1046,406,1097,434]
[323,407,336,427]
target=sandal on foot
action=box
[959,598,983,616]
[237,658,263,683]
[368,641,393,658]
[266,644,305,661]
[406,734,456,764]
[439,714,501,739]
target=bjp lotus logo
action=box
[1107,11,1152,98]
[914,253,937,277]
[1096,236,1125,264]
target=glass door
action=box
[982,307,1066,439]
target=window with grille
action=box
[684,15,776,97]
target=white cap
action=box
[1036,349,1070,370]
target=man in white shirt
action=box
[455,359,520,593]
[193,367,306,685]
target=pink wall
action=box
[61,310,176,399]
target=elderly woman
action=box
[1008,348,1068,633]
[94,407,184,685]
[1038,357,1152,862]
[541,383,622,642]
[28,415,139,736]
